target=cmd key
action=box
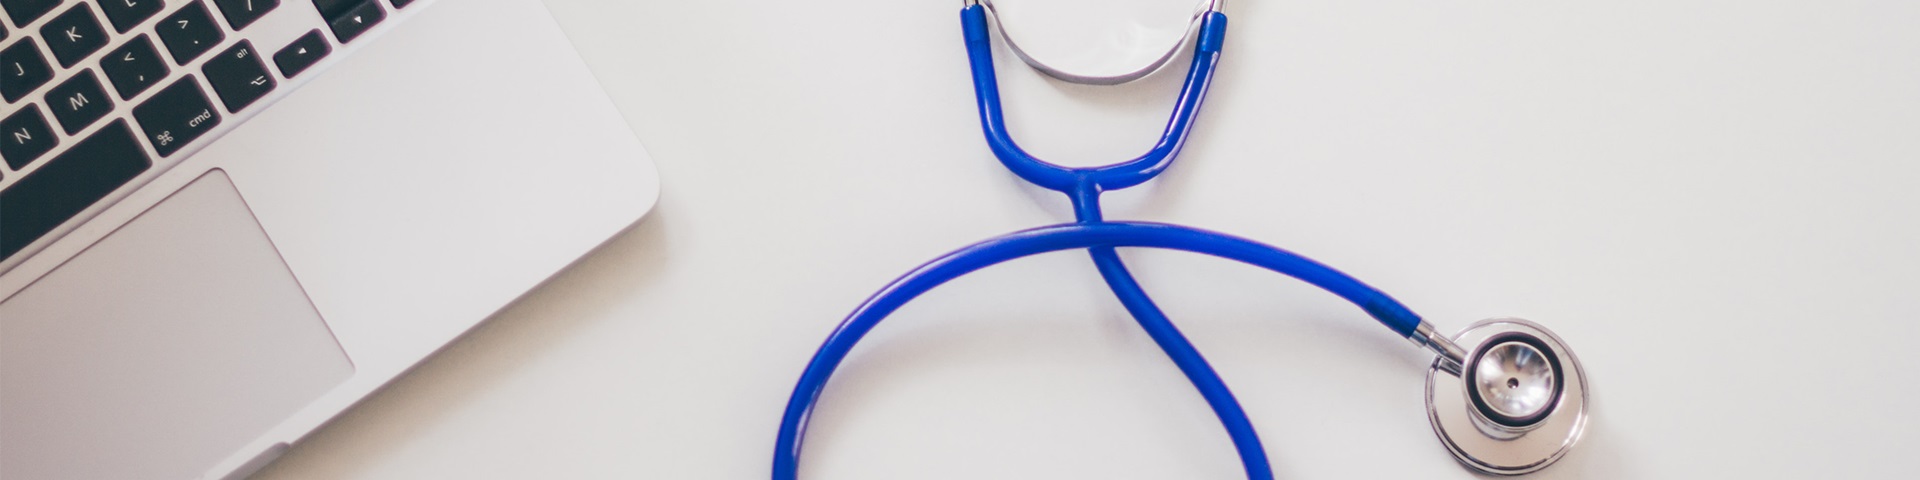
[132,77,222,157]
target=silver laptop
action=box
[0,0,660,478]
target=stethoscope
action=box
[774,1,1588,477]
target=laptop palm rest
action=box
[0,170,352,480]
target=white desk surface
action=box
[256,1,1920,478]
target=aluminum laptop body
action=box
[0,0,660,478]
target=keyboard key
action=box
[390,0,412,8]
[272,29,330,78]
[213,0,278,31]
[0,120,152,262]
[203,40,275,112]
[1,105,57,169]
[38,4,111,68]
[132,77,221,157]
[312,0,359,18]
[2,39,53,102]
[98,0,166,33]
[102,35,171,99]
[157,1,225,65]
[45,70,114,134]
[324,0,384,44]
[0,0,60,27]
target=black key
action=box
[132,77,221,157]
[324,0,384,44]
[0,0,61,26]
[312,0,358,18]
[45,70,114,134]
[203,40,274,112]
[102,35,171,99]
[2,39,53,102]
[156,1,225,65]
[0,105,56,169]
[98,0,167,33]
[38,4,111,68]
[390,0,412,8]
[0,120,152,262]
[272,29,329,78]
[213,0,278,30]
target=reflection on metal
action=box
[971,0,1225,85]
[1427,318,1588,475]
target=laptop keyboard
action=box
[0,0,413,262]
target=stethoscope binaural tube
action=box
[962,1,1227,194]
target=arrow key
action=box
[203,40,276,112]
[323,0,385,44]
[272,29,331,78]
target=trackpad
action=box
[0,170,352,480]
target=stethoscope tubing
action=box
[964,6,1229,194]
[771,222,1423,478]
[1086,245,1272,478]
[775,4,1434,478]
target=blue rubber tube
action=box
[963,6,1228,194]
[770,222,1423,478]
[1072,192,1274,479]
[1087,246,1275,480]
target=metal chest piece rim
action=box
[1425,318,1588,475]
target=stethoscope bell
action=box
[1425,318,1588,475]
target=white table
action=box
[256,0,1920,478]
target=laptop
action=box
[0,0,660,478]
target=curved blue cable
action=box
[964,6,1228,193]
[1087,246,1275,480]
[1070,188,1272,480]
[771,222,1423,479]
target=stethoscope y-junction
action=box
[774,1,1588,477]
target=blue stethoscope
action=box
[774,1,1589,477]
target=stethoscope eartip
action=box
[1426,318,1588,475]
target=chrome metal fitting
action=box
[1425,318,1588,476]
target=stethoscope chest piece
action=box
[1426,318,1588,475]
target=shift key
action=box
[132,77,222,157]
